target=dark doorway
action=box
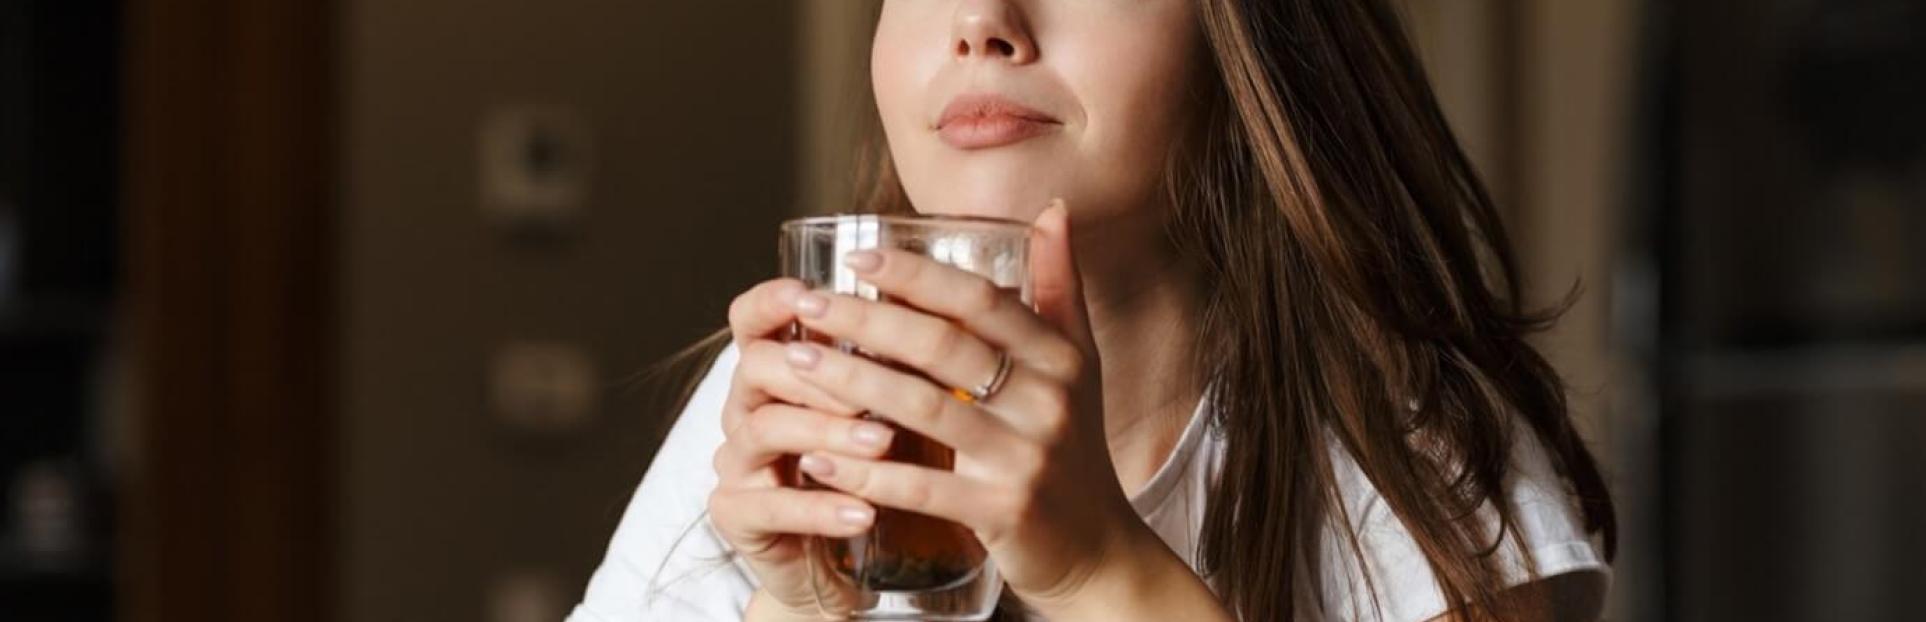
[1,0,122,619]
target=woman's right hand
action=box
[707,278,893,619]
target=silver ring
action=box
[969,351,1014,403]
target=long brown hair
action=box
[850,0,1617,620]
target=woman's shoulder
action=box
[645,340,740,487]
[679,340,740,426]
[568,342,754,622]
[1316,416,1610,621]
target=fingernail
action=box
[794,293,828,319]
[1040,199,1069,229]
[837,505,874,526]
[776,282,804,306]
[784,343,820,369]
[798,453,834,477]
[850,422,892,449]
[843,250,882,273]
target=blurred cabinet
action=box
[1652,0,1926,619]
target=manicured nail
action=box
[837,505,874,526]
[784,343,820,369]
[798,453,834,477]
[843,250,882,273]
[775,282,804,306]
[794,293,828,318]
[850,422,892,449]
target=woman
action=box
[573,0,1615,620]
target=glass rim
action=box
[781,212,1031,234]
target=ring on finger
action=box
[955,350,1014,404]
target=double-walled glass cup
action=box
[780,214,1031,621]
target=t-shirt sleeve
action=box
[1317,423,1611,622]
[569,344,757,622]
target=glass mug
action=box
[780,214,1031,621]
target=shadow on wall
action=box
[335,2,798,621]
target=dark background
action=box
[1,0,117,618]
[0,0,1921,620]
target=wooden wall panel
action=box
[120,0,335,619]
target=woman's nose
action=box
[951,0,1037,64]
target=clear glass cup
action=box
[780,214,1031,621]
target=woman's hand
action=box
[705,277,892,620]
[779,202,1190,615]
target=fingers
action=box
[796,451,999,530]
[725,340,860,430]
[822,247,1082,382]
[708,487,877,543]
[836,247,1056,348]
[792,289,1006,393]
[1028,201,1096,352]
[715,403,894,479]
[782,341,1031,460]
[727,278,807,346]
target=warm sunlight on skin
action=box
[872,0,1202,226]
[715,3,1608,622]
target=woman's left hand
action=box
[778,202,1152,612]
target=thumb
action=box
[1030,199,1094,350]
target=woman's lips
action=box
[936,94,1062,150]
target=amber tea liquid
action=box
[793,327,991,592]
[781,214,1027,619]
[819,421,987,591]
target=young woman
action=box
[572,0,1615,620]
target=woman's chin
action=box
[911,206,1035,224]
[907,191,1056,224]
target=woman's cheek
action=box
[870,6,942,140]
[1064,53,1194,202]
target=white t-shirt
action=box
[569,344,1610,621]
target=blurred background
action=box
[0,0,1920,620]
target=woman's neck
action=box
[1071,214,1205,495]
